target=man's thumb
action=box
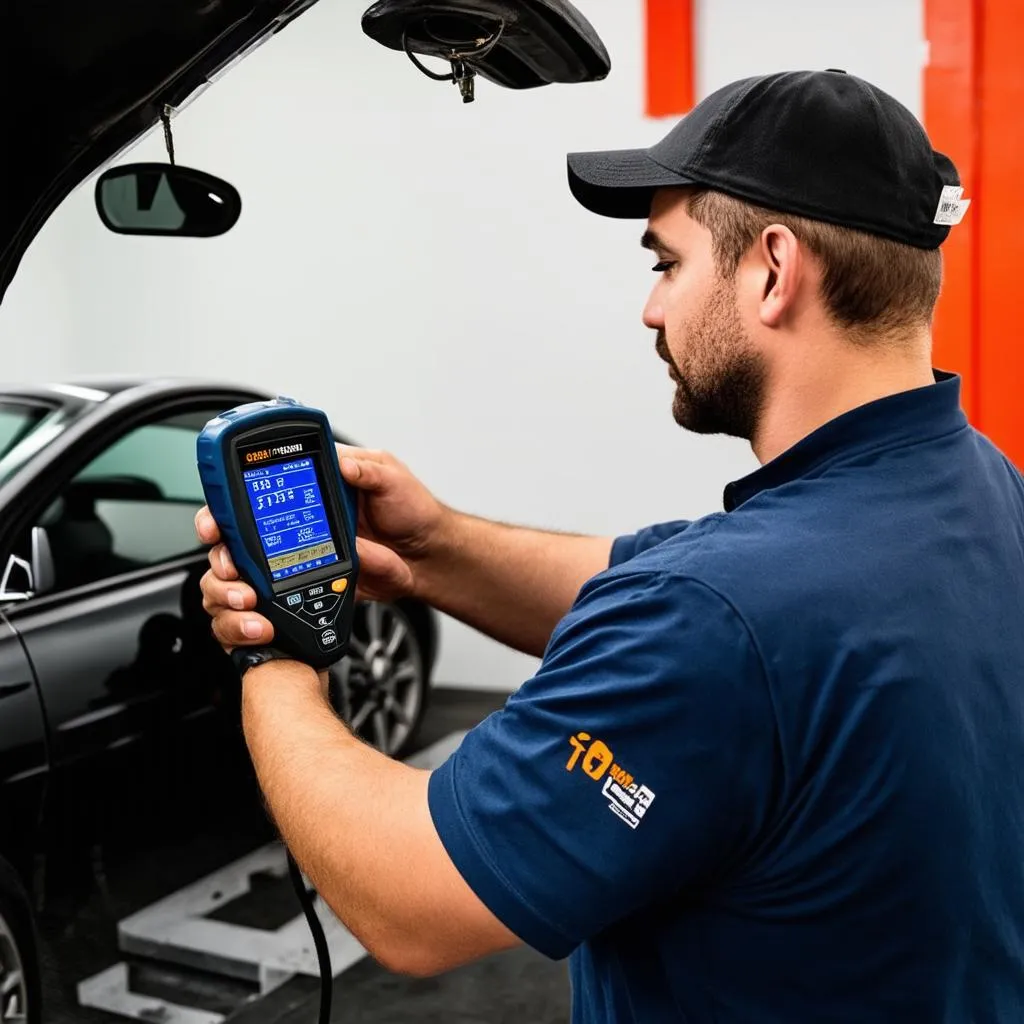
[354,538,414,593]
[340,456,391,493]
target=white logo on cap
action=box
[934,184,971,226]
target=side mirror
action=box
[95,164,241,238]
[0,554,32,603]
[0,528,55,603]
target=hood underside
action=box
[0,0,321,306]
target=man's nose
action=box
[642,294,664,331]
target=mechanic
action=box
[196,70,1024,1022]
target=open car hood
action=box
[0,0,323,306]
[0,0,610,307]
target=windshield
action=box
[0,401,75,485]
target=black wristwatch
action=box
[230,646,298,677]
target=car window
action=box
[43,409,220,592]
[0,404,41,456]
[0,402,70,485]
[78,422,207,501]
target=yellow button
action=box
[332,578,348,594]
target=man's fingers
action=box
[209,544,240,581]
[195,506,221,545]
[201,569,257,614]
[200,569,271,650]
[211,611,274,649]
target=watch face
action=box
[232,647,270,672]
[233,647,293,669]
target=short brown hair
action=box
[686,188,943,340]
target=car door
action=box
[2,401,249,853]
[0,613,48,880]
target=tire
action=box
[329,601,429,759]
[0,856,40,1024]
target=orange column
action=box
[924,0,1024,465]
[974,1,1024,466]
[645,0,695,118]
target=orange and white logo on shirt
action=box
[566,731,656,830]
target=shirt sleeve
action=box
[427,570,779,960]
[609,520,692,566]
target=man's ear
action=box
[756,224,803,329]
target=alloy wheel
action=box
[330,602,425,757]
[0,909,27,1024]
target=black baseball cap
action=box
[567,69,963,250]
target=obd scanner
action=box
[197,397,359,670]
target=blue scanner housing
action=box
[197,396,360,668]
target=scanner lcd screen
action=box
[242,456,339,582]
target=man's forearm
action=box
[241,662,442,970]
[411,511,613,658]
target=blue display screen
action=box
[242,457,339,582]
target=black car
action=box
[0,1,611,1020]
[0,379,440,1019]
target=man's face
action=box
[641,190,768,441]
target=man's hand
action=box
[195,445,450,651]
[335,445,449,603]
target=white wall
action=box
[0,211,76,382]
[695,0,925,105]
[0,0,926,690]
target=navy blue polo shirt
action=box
[428,371,1024,1023]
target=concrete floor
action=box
[39,688,572,1024]
[242,945,571,1024]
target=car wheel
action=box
[0,858,40,1024]
[329,601,429,759]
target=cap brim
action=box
[567,148,697,219]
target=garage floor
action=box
[39,688,572,1024]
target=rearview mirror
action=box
[95,164,241,238]
[361,0,611,101]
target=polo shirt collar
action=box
[723,370,967,512]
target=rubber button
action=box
[303,605,341,629]
[332,578,349,594]
[303,595,340,614]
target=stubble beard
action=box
[659,277,769,442]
